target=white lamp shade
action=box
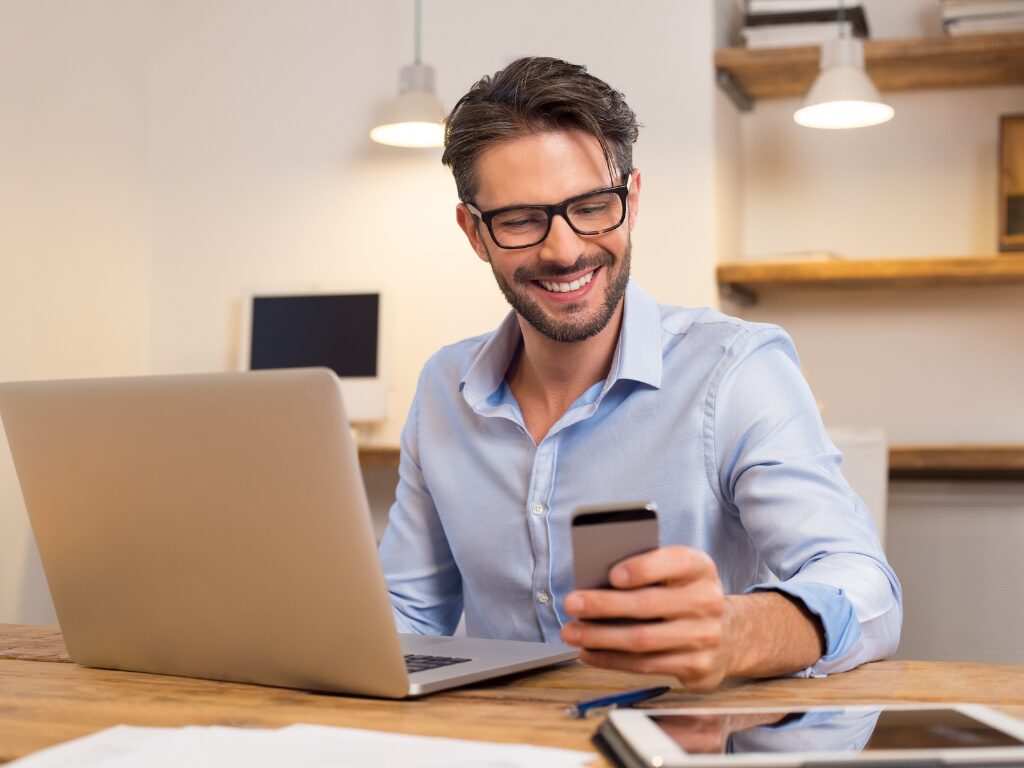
[794,38,894,129]
[370,63,445,148]
[370,91,445,147]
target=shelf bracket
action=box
[715,69,753,113]
[719,282,757,306]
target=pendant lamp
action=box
[793,3,894,130]
[370,0,445,148]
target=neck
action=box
[507,299,624,436]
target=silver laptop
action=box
[0,368,576,698]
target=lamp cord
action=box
[838,0,846,39]
[414,0,422,65]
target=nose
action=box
[537,213,583,267]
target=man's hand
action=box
[560,546,824,691]
[561,546,731,691]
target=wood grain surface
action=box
[714,33,1024,102]
[715,255,1024,296]
[888,444,1024,479]
[0,624,69,663]
[2,625,1023,764]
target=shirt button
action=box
[532,504,544,516]
[536,591,550,604]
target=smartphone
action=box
[571,502,659,591]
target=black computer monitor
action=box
[242,291,385,422]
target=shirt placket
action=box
[525,433,560,642]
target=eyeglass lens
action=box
[490,190,624,248]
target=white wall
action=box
[741,86,1022,261]
[0,0,722,623]
[714,1,745,266]
[887,481,1024,663]
[0,1,156,623]
[722,286,1024,444]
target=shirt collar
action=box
[459,280,663,409]
[459,310,523,408]
[609,281,663,390]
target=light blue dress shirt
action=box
[379,281,902,676]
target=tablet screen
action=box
[651,708,1024,755]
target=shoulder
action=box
[657,303,798,368]
[419,330,495,386]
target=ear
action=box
[455,204,492,263]
[627,169,641,231]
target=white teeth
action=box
[540,270,594,293]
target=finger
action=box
[562,617,723,654]
[610,546,718,589]
[564,582,724,621]
[579,648,725,692]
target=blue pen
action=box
[565,685,671,718]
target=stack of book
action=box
[941,0,1024,35]
[741,0,870,48]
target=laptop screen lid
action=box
[0,368,412,698]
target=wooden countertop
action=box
[3,625,1024,764]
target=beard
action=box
[489,236,632,344]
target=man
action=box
[378,57,901,691]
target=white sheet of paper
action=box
[8,723,594,768]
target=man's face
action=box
[456,130,639,344]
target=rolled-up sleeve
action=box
[378,371,463,636]
[709,328,902,675]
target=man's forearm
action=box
[724,591,825,679]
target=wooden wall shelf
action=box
[357,446,401,470]
[715,33,1024,109]
[716,255,1024,304]
[889,445,1024,480]
[360,445,1024,480]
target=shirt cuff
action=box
[746,581,863,667]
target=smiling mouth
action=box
[537,268,597,293]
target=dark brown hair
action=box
[441,57,640,203]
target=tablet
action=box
[606,704,1024,767]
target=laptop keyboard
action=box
[404,654,472,674]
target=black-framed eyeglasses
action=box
[465,173,632,250]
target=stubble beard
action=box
[489,237,632,344]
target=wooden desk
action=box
[2,624,1024,764]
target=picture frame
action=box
[1000,114,1024,252]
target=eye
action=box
[494,210,546,230]
[568,192,618,219]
